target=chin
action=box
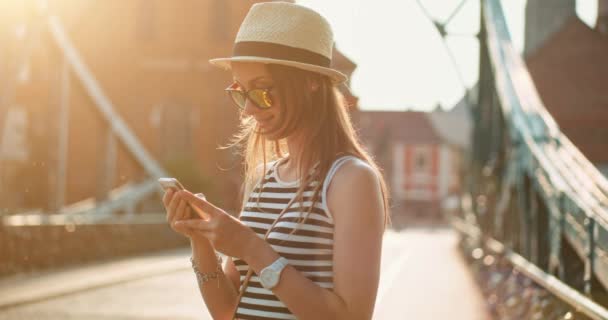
[258,127,286,141]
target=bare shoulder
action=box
[332,158,379,189]
[326,157,383,224]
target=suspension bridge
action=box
[1,0,607,319]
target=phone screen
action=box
[158,178,185,191]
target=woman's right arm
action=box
[190,236,240,320]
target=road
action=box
[0,227,490,319]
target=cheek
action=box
[266,107,281,122]
[271,109,282,120]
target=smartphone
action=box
[158,177,185,191]
[158,177,209,220]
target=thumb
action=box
[183,191,223,218]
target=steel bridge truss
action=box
[454,0,608,319]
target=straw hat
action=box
[209,2,348,85]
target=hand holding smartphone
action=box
[158,177,210,220]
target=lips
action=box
[256,116,274,124]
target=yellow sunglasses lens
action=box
[249,89,273,109]
[226,84,273,109]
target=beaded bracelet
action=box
[190,253,223,288]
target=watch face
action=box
[261,269,279,288]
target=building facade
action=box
[356,110,469,224]
[0,0,358,214]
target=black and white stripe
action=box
[233,155,358,320]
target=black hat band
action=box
[233,41,331,68]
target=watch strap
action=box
[270,256,289,271]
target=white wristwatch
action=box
[259,257,289,289]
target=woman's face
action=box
[230,62,282,137]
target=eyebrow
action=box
[233,76,271,88]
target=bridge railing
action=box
[456,0,608,318]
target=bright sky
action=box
[297,0,599,111]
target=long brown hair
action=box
[221,63,392,233]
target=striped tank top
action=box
[232,155,358,320]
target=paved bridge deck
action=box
[0,228,489,319]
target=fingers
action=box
[162,189,174,208]
[183,191,223,217]
[164,190,219,239]
[183,205,195,220]
[176,219,213,231]
[167,191,181,223]
[175,198,188,221]
[171,200,197,237]
[172,220,195,238]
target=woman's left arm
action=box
[244,160,385,320]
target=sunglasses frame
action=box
[224,81,275,110]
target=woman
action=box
[162,2,391,319]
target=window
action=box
[412,145,431,174]
[415,153,427,171]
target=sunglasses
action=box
[224,82,275,110]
